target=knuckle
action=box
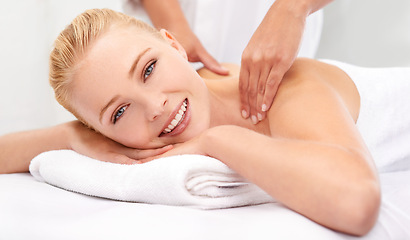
[241,53,250,64]
[242,51,263,64]
[251,54,263,64]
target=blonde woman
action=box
[2,8,410,236]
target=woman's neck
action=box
[198,64,271,135]
[205,77,255,130]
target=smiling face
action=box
[71,26,211,149]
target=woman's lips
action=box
[160,98,190,137]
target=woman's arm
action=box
[0,121,171,174]
[204,126,379,236]
[0,123,70,173]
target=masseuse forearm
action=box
[302,0,333,15]
[273,0,333,18]
[141,0,190,31]
[0,124,70,174]
[204,125,379,236]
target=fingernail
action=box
[251,115,258,124]
[257,113,263,121]
[242,110,248,119]
[261,104,268,112]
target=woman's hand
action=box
[66,121,172,164]
[137,129,209,163]
[239,1,306,124]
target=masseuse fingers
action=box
[262,67,282,115]
[255,66,271,121]
[198,48,229,76]
[247,64,262,124]
[238,64,251,119]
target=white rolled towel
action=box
[29,150,274,209]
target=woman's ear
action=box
[159,29,188,60]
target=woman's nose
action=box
[147,94,167,121]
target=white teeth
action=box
[162,99,188,134]
[175,113,182,121]
[171,119,179,126]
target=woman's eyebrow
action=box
[128,47,151,78]
[100,95,120,123]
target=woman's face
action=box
[71,26,211,149]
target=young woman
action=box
[4,8,410,236]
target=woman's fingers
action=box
[97,145,174,165]
[109,153,139,165]
[125,145,173,160]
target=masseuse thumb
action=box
[199,52,230,76]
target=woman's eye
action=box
[113,105,128,124]
[143,60,157,80]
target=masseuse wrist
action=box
[292,0,333,16]
[142,0,189,31]
[273,0,311,19]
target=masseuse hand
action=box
[177,27,229,75]
[142,0,229,76]
[240,1,306,124]
[67,121,172,164]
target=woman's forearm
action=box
[0,123,71,174]
[203,125,380,236]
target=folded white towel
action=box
[29,150,274,209]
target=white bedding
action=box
[1,171,409,240]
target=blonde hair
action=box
[49,8,162,124]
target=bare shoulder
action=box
[267,58,361,145]
[277,58,360,121]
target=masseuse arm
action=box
[141,0,229,75]
[240,0,333,122]
[0,121,170,174]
